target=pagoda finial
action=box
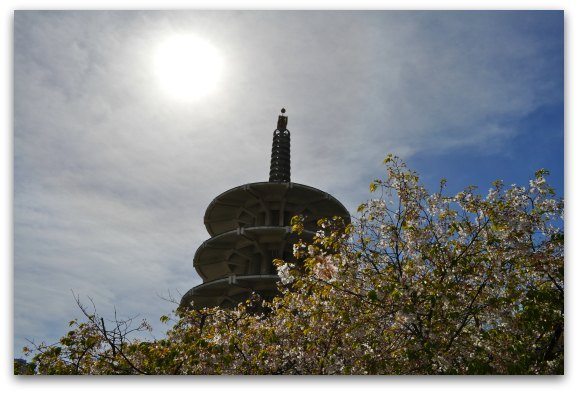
[277,108,288,131]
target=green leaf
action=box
[383,154,394,164]
[368,290,378,301]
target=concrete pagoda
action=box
[180,109,350,309]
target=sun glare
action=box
[153,35,224,101]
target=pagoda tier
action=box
[180,275,281,310]
[193,226,316,282]
[204,182,350,236]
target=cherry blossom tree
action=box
[19,156,563,375]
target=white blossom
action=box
[277,263,294,284]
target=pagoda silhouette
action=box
[180,109,350,309]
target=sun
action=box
[153,35,224,101]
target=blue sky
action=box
[411,102,564,195]
[13,10,563,356]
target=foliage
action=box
[18,156,563,375]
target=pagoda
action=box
[180,109,350,309]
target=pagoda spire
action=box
[269,108,291,182]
